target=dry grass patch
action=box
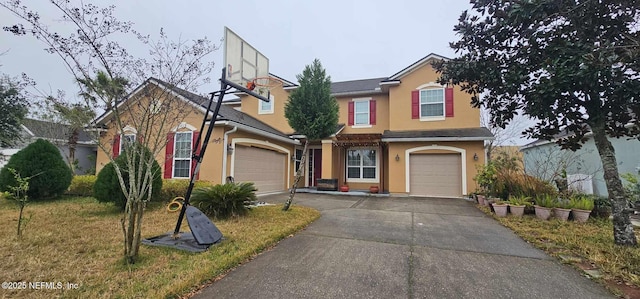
[478,206,640,289]
[0,196,320,298]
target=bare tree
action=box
[481,108,528,161]
[1,1,217,263]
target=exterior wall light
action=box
[395,154,400,161]
[473,153,479,161]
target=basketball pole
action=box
[172,67,270,238]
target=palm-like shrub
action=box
[0,139,72,199]
[190,182,257,219]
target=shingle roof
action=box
[150,78,290,138]
[382,127,494,140]
[22,118,94,143]
[330,77,387,94]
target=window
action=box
[259,94,274,114]
[173,132,192,178]
[420,88,444,118]
[354,100,370,125]
[346,148,377,182]
[120,134,136,153]
[294,148,303,172]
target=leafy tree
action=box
[1,1,217,263]
[0,76,27,147]
[434,0,639,245]
[283,59,339,211]
[0,139,72,199]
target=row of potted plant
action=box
[477,194,595,222]
[532,194,594,222]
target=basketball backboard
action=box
[224,27,269,89]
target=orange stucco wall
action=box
[239,85,295,134]
[337,93,390,134]
[388,63,480,131]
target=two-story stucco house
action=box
[94,53,493,197]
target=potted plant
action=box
[369,185,379,193]
[476,194,486,206]
[492,200,509,217]
[508,195,531,217]
[553,198,572,221]
[534,194,555,220]
[570,194,594,223]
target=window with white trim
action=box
[120,133,136,153]
[259,94,274,114]
[173,131,192,178]
[354,100,370,125]
[346,148,377,182]
[420,88,444,118]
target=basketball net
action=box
[247,77,283,97]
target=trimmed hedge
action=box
[66,175,97,196]
[93,145,162,209]
[159,179,213,202]
[0,139,72,199]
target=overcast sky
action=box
[0,0,531,145]
[0,0,469,91]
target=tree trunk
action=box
[68,128,79,174]
[590,121,637,246]
[283,140,309,211]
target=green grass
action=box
[479,206,640,288]
[0,196,320,298]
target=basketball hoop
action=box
[246,76,283,97]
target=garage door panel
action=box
[410,154,462,197]
[234,145,286,194]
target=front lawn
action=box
[0,196,320,298]
[480,206,640,296]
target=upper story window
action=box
[348,98,376,127]
[420,88,445,118]
[120,133,136,153]
[258,94,274,114]
[411,84,453,121]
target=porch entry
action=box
[308,149,322,187]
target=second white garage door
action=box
[234,145,286,194]
[409,154,462,197]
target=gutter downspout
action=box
[221,123,238,183]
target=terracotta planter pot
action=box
[534,205,552,220]
[477,195,486,206]
[369,186,379,193]
[553,208,571,221]
[340,185,349,192]
[572,208,591,223]
[509,205,525,217]
[492,203,508,217]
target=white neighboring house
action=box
[0,119,97,174]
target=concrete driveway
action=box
[193,193,613,299]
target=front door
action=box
[308,149,322,186]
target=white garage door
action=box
[234,145,286,194]
[409,154,462,197]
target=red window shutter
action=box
[411,90,420,119]
[164,132,175,179]
[369,100,376,125]
[191,131,201,180]
[348,102,354,126]
[112,134,120,158]
[445,87,454,117]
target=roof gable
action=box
[387,53,449,81]
[92,78,291,139]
